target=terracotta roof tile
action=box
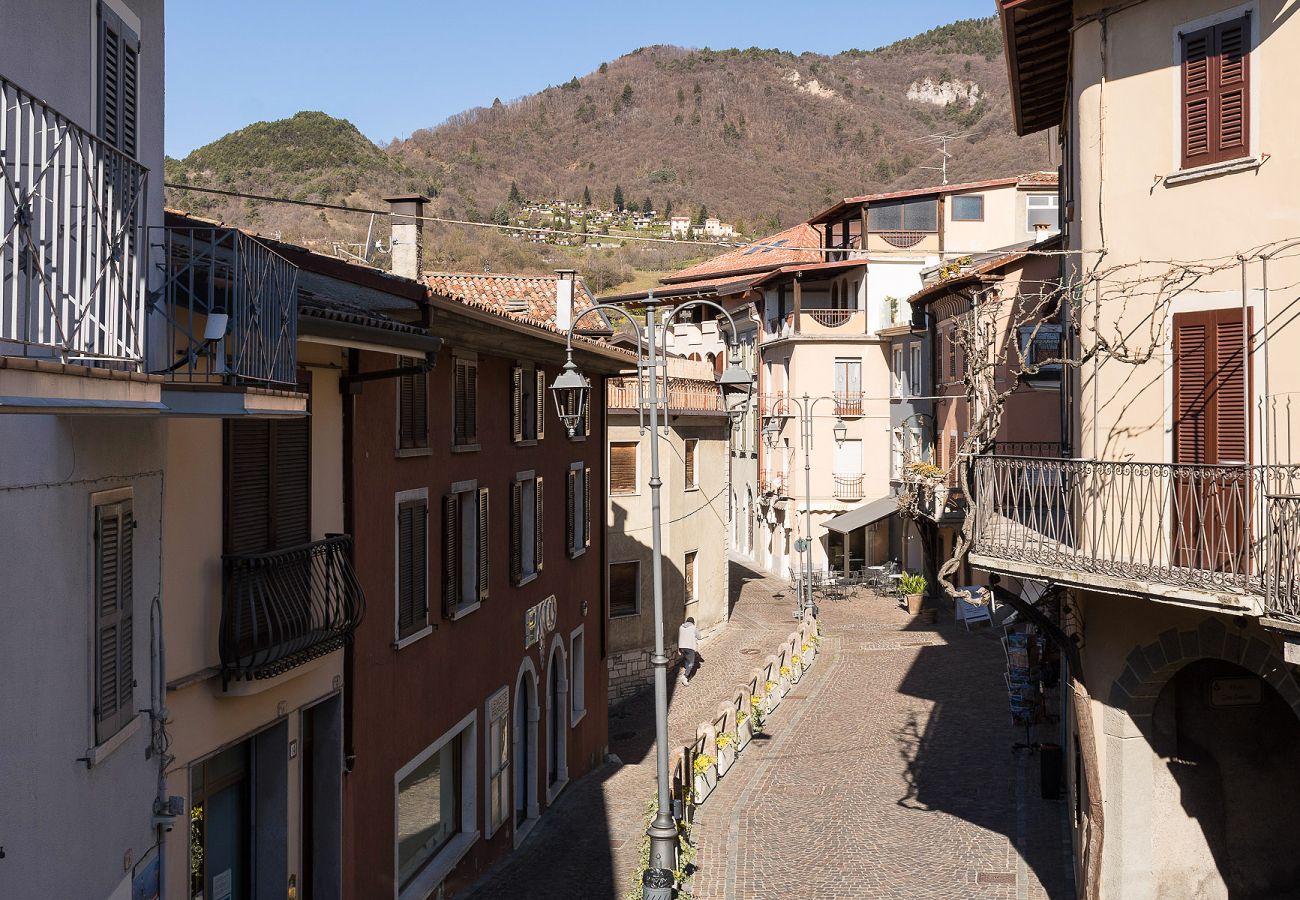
[423,272,597,331]
[661,224,823,283]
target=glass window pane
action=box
[952,195,984,221]
[397,737,461,889]
[867,202,903,231]
[902,198,938,232]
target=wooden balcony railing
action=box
[221,535,365,688]
[1,75,148,364]
[973,457,1300,602]
[151,226,299,387]
[834,475,864,501]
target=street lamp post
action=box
[551,296,752,883]
[763,395,846,619]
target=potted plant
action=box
[764,679,780,711]
[693,753,718,804]
[778,665,792,696]
[716,731,736,775]
[901,572,927,615]
[790,654,803,683]
[801,640,814,666]
[737,709,753,749]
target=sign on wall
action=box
[525,595,558,650]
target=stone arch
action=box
[513,655,541,843]
[544,635,570,801]
[1100,616,1300,899]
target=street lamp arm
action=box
[562,302,645,357]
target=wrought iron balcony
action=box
[834,392,864,417]
[972,456,1300,610]
[150,224,298,387]
[606,375,725,414]
[834,475,864,501]
[1,75,148,364]
[221,535,365,688]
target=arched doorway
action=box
[1148,658,1300,898]
[545,638,569,801]
[513,661,539,839]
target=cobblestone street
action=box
[463,557,1074,899]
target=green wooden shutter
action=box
[95,500,134,743]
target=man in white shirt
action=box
[677,617,700,685]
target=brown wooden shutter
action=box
[397,499,428,639]
[584,466,592,549]
[272,417,311,549]
[466,361,478,443]
[99,3,139,158]
[454,361,468,445]
[399,371,428,450]
[610,443,637,494]
[95,500,133,743]
[1215,19,1250,163]
[443,495,459,616]
[536,369,547,440]
[566,469,576,556]
[1182,26,1214,168]
[512,367,524,443]
[535,476,545,572]
[685,440,697,489]
[226,420,271,555]
[478,487,490,602]
[510,480,523,585]
[1214,312,1250,463]
[1182,18,1251,169]
[685,551,696,605]
[1172,308,1252,465]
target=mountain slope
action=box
[164,17,1053,279]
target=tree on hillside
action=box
[508,181,522,205]
[693,205,708,227]
[621,84,634,106]
[613,185,625,212]
[626,200,640,213]
[643,197,653,216]
[599,62,609,74]
[491,203,511,226]
[664,199,673,221]
[582,185,592,207]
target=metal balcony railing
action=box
[606,375,725,413]
[150,226,298,387]
[991,441,1062,458]
[973,456,1300,600]
[1267,495,1300,623]
[834,392,864,417]
[760,393,793,418]
[834,475,864,501]
[759,472,791,498]
[1,75,148,364]
[221,535,365,687]
[806,309,856,328]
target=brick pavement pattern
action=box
[462,557,1074,899]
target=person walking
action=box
[677,617,700,685]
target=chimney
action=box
[384,194,428,280]
[555,269,576,333]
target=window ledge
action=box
[516,572,539,588]
[570,708,587,728]
[398,830,479,900]
[395,446,433,458]
[449,601,482,622]
[393,624,434,650]
[515,438,538,448]
[1165,156,1261,186]
[685,486,700,493]
[609,610,641,619]
[83,713,142,768]
[568,436,588,443]
[451,443,481,454]
[568,548,588,560]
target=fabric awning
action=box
[821,496,896,534]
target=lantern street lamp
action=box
[551,293,752,883]
[762,394,847,619]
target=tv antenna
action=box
[914,133,968,185]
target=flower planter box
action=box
[693,766,718,804]
[766,691,780,713]
[717,744,736,776]
[737,719,753,750]
[778,676,791,697]
[804,645,816,666]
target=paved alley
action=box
[463,558,1074,899]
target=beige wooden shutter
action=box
[566,469,576,556]
[512,367,524,443]
[584,466,592,548]
[510,480,523,585]
[95,500,133,743]
[535,476,545,572]
[442,495,459,615]
[536,369,546,440]
[478,487,490,601]
[610,443,637,494]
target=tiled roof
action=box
[1017,170,1060,187]
[661,224,823,284]
[297,291,428,336]
[810,172,1060,224]
[908,235,1062,308]
[424,272,597,331]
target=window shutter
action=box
[566,469,576,557]
[454,362,468,445]
[1214,312,1250,464]
[478,487,490,602]
[397,500,428,638]
[685,552,696,605]
[98,4,140,158]
[610,443,637,494]
[535,476,545,572]
[947,435,958,488]
[685,440,697,489]
[510,480,523,586]
[443,495,459,616]
[583,387,592,437]
[226,421,271,555]
[584,466,592,549]
[1215,18,1250,162]
[1182,27,1214,168]
[399,371,428,450]
[536,369,546,440]
[466,361,478,443]
[1173,312,1211,465]
[95,501,134,743]
[271,417,311,549]
[512,367,524,443]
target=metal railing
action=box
[760,393,793,418]
[834,392,864,417]
[992,441,1062,458]
[973,456,1300,599]
[762,313,793,341]
[606,375,724,413]
[1267,496,1300,622]
[150,226,298,386]
[805,309,856,328]
[1,75,148,363]
[834,475,864,501]
[221,535,365,687]
[759,472,791,498]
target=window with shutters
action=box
[684,550,698,606]
[444,482,488,617]
[566,464,591,558]
[512,364,546,443]
[394,491,430,646]
[453,357,479,449]
[224,418,311,555]
[93,493,135,745]
[609,561,640,617]
[510,473,544,586]
[1180,15,1251,170]
[397,370,430,452]
[98,3,140,159]
[609,442,639,495]
[684,439,699,491]
[910,345,923,395]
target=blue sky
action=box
[165,1,995,157]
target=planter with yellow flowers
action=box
[716,731,737,776]
[692,753,718,804]
[777,666,792,697]
[764,679,781,712]
[737,708,755,749]
[801,639,815,667]
[790,655,803,684]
